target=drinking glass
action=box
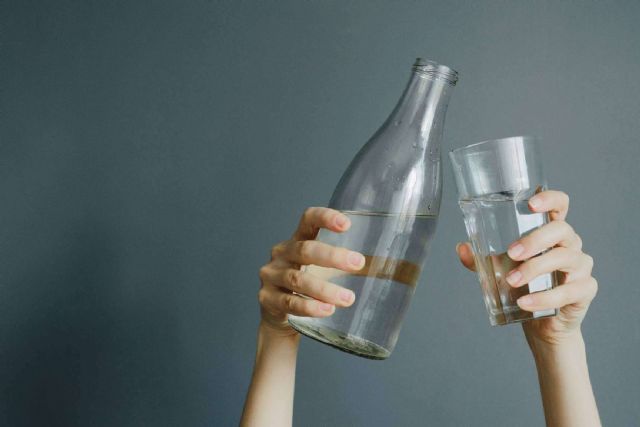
[449,136,559,325]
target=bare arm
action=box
[240,324,300,427]
[240,208,363,426]
[457,190,600,427]
[530,333,599,427]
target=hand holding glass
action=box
[449,136,558,325]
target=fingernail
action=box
[518,295,533,307]
[335,215,349,228]
[529,197,541,209]
[320,303,335,312]
[348,251,365,269]
[339,289,354,303]
[506,270,522,286]
[508,243,524,259]
[455,242,462,254]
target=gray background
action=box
[2,0,639,426]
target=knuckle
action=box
[270,242,285,260]
[283,294,296,312]
[301,299,316,315]
[522,228,541,245]
[315,280,330,300]
[584,254,594,269]
[574,233,583,249]
[298,240,314,260]
[517,258,534,278]
[320,209,334,225]
[554,246,573,264]
[288,269,304,291]
[553,289,568,308]
[557,219,572,233]
[556,220,575,240]
[258,265,270,281]
[302,207,316,223]
[588,277,599,296]
[257,288,268,305]
[563,286,575,305]
[530,256,549,277]
[536,287,561,308]
[518,236,534,254]
[329,247,344,267]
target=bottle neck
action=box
[388,69,455,140]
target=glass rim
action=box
[449,135,539,156]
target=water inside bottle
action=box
[288,211,437,359]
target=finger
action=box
[292,207,351,241]
[516,277,598,312]
[260,266,355,307]
[456,242,476,272]
[282,239,365,271]
[528,190,570,221]
[270,241,289,262]
[507,220,580,261]
[505,248,594,288]
[259,285,336,317]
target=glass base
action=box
[288,318,390,360]
[489,308,558,326]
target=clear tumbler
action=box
[449,136,559,325]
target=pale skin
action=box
[240,190,600,427]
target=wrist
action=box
[529,330,585,365]
[258,321,301,343]
[243,322,300,427]
[254,321,300,372]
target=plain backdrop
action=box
[2,1,639,426]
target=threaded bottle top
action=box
[413,58,458,85]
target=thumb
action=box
[456,242,477,272]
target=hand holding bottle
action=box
[257,207,364,334]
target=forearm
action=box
[240,323,300,427]
[530,333,600,427]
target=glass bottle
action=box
[288,58,458,359]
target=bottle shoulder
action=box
[329,132,443,215]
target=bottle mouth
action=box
[412,58,458,85]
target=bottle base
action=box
[288,318,390,360]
